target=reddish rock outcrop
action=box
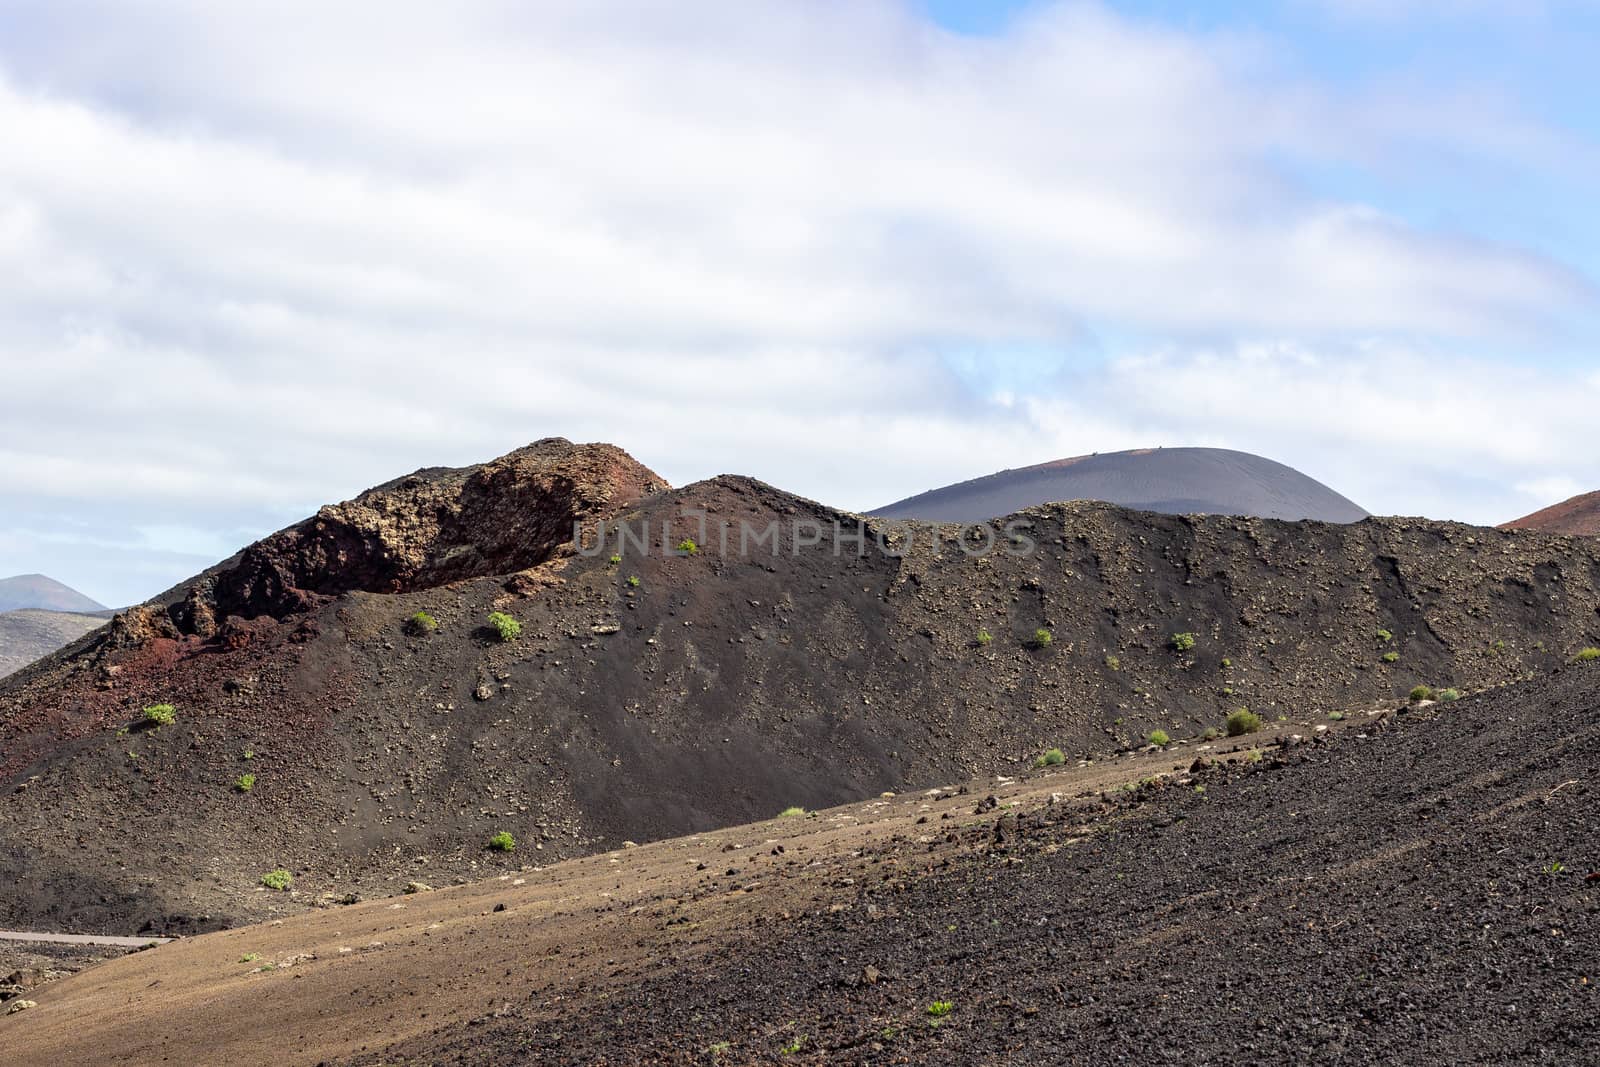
[194,438,667,625]
[1503,490,1600,537]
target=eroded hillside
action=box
[2,440,1598,936]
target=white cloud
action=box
[0,1,1596,605]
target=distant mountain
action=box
[1502,490,1600,536]
[0,609,108,679]
[871,447,1369,524]
[0,573,106,614]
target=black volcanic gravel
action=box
[384,664,1600,1066]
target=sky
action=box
[1,0,1598,607]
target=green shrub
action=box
[260,869,292,891]
[1171,632,1196,653]
[1381,651,1400,664]
[487,612,521,642]
[927,1001,953,1018]
[1220,657,1231,668]
[677,538,699,555]
[142,704,176,726]
[1573,647,1600,663]
[1327,711,1344,721]
[1437,688,1461,702]
[608,554,622,566]
[1225,708,1261,736]
[976,628,993,646]
[1148,729,1171,747]
[1104,654,1120,671]
[239,953,259,963]
[1409,685,1434,702]
[1376,629,1394,643]
[487,831,516,852]
[1245,748,1263,764]
[406,611,438,635]
[1033,628,1053,647]
[234,773,256,793]
[627,575,641,588]
[778,806,806,818]
[1201,726,1222,741]
[1034,748,1065,768]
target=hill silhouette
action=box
[872,446,1368,523]
[0,574,105,614]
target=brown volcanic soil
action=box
[2,666,1595,1066]
[3,439,1600,941]
[1504,490,1600,537]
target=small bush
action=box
[778,806,806,818]
[677,538,699,555]
[1327,711,1344,721]
[406,611,438,635]
[1573,647,1600,663]
[487,612,522,642]
[1201,726,1222,741]
[1171,632,1196,653]
[1376,629,1394,643]
[1220,657,1231,668]
[626,575,641,588]
[1034,748,1065,768]
[608,554,622,566]
[927,1001,954,1018]
[1104,654,1120,671]
[1381,651,1400,664]
[239,953,259,963]
[1409,685,1434,702]
[976,628,993,646]
[1148,729,1171,747]
[487,831,516,852]
[1225,708,1261,736]
[1437,688,1461,702]
[1033,628,1053,647]
[234,773,256,793]
[1245,748,1263,764]
[242,750,255,761]
[260,869,292,891]
[142,704,176,726]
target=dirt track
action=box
[0,931,169,947]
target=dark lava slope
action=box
[396,659,1600,1066]
[873,446,1369,523]
[1,440,1597,937]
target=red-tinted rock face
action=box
[1503,490,1600,537]
[197,438,667,624]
